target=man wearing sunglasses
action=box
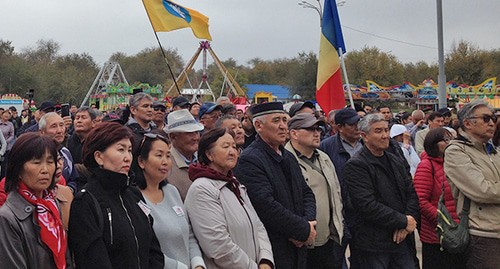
[152,101,167,131]
[286,113,345,269]
[444,100,500,269]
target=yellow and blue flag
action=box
[143,0,212,40]
[316,0,346,112]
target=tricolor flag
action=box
[316,0,346,112]
[143,0,212,40]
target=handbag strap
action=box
[460,196,471,216]
[442,176,471,217]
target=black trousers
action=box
[307,239,344,269]
[353,245,417,269]
[421,242,465,269]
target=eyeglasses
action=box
[154,107,166,112]
[301,126,323,133]
[469,114,497,124]
[138,133,169,152]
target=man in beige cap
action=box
[286,113,345,269]
[165,109,204,200]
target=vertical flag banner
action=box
[143,0,212,40]
[316,0,346,112]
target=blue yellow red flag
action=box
[316,0,346,112]
[143,0,212,40]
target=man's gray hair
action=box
[328,109,338,122]
[215,115,238,128]
[216,96,230,105]
[252,114,267,126]
[129,92,153,108]
[76,106,98,120]
[358,113,386,133]
[458,99,493,130]
[411,109,424,119]
[39,112,60,131]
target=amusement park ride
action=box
[82,41,248,110]
[165,41,247,103]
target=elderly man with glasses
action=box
[444,99,500,269]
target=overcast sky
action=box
[2,0,499,69]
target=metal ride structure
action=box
[81,61,129,107]
[165,41,246,102]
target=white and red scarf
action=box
[18,182,67,269]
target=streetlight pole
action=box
[298,0,323,25]
[298,0,346,24]
[436,0,447,109]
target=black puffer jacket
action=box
[69,168,164,269]
[343,146,420,253]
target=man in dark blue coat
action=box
[320,108,362,224]
[343,113,420,269]
[234,102,316,269]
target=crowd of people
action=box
[0,93,498,269]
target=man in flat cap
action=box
[152,101,167,131]
[234,102,316,269]
[286,113,345,269]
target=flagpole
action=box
[141,0,181,95]
[153,32,182,95]
[338,47,354,109]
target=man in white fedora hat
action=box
[165,109,204,200]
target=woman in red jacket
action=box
[414,127,465,269]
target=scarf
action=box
[18,182,67,269]
[188,163,244,205]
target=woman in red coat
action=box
[414,127,465,269]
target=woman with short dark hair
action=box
[185,128,274,269]
[133,130,206,269]
[0,132,71,269]
[414,127,464,269]
[69,122,164,269]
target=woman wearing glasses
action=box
[69,122,164,269]
[444,100,500,269]
[133,131,206,269]
[185,128,274,269]
[414,127,464,269]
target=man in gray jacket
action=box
[286,113,345,269]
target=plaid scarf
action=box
[18,182,67,269]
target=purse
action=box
[436,179,471,254]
